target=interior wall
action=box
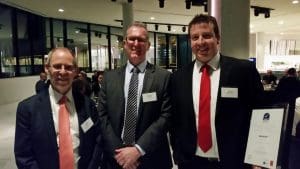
[253,32,300,72]
[0,76,37,105]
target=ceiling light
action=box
[58,8,64,12]
[278,21,284,25]
[251,6,274,18]
[159,0,164,8]
[150,17,155,20]
[186,0,191,9]
[167,25,171,31]
[292,0,299,4]
[155,24,159,31]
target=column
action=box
[121,2,133,64]
[209,0,250,60]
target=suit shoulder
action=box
[222,55,252,64]
[221,55,255,69]
[153,65,171,75]
[18,94,41,106]
[173,61,194,76]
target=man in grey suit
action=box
[97,22,172,169]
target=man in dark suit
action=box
[97,22,172,169]
[14,47,102,169]
[35,72,48,93]
[170,14,264,169]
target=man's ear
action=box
[44,65,49,74]
[147,41,151,50]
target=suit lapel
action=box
[218,55,231,88]
[37,91,58,150]
[115,66,126,133]
[186,62,196,119]
[137,63,155,124]
[216,55,231,117]
[142,63,155,94]
[73,91,88,133]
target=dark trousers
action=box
[177,156,221,169]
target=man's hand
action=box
[252,165,263,169]
[114,146,141,169]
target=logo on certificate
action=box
[263,113,270,122]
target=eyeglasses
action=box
[50,64,75,72]
[126,37,148,44]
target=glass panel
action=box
[156,33,167,68]
[53,19,63,47]
[110,27,123,69]
[169,35,177,70]
[67,22,89,72]
[28,14,46,74]
[46,18,51,51]
[146,32,155,64]
[0,5,15,78]
[90,25,108,71]
[17,12,31,76]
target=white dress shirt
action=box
[122,60,147,155]
[49,86,80,168]
[192,52,221,158]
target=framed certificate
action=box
[244,105,288,169]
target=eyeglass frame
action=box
[47,63,77,72]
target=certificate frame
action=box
[244,103,291,169]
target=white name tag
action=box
[221,87,238,98]
[81,117,94,133]
[142,92,157,102]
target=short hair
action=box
[45,47,78,68]
[287,68,296,76]
[188,14,220,40]
[126,21,149,40]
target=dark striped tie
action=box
[123,67,139,145]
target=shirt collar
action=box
[195,52,220,73]
[49,85,73,104]
[126,59,147,73]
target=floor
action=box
[0,102,18,169]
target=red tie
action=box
[58,96,75,169]
[198,64,212,152]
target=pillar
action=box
[121,2,133,64]
[209,0,250,60]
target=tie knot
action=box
[59,95,67,104]
[132,67,140,74]
[201,64,210,72]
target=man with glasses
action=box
[97,22,172,169]
[14,47,102,169]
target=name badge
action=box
[221,87,238,98]
[81,117,94,133]
[142,92,157,102]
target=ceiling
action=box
[1,0,300,35]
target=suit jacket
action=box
[170,55,264,169]
[275,76,300,102]
[98,62,172,169]
[14,89,102,169]
[35,80,48,94]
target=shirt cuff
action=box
[134,144,146,156]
